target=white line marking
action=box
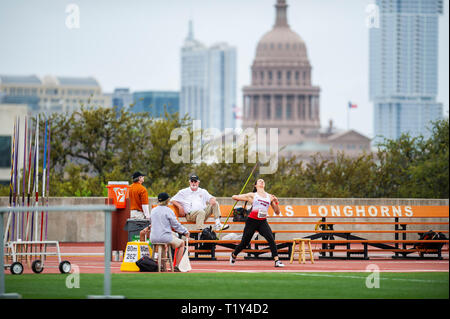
[291,273,448,283]
[188,268,449,274]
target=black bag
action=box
[233,202,251,222]
[233,207,250,222]
[199,226,217,250]
[415,230,447,250]
[135,255,158,272]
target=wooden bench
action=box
[159,204,449,261]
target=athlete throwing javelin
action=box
[229,179,285,268]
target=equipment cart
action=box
[4,240,71,275]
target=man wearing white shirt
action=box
[171,173,229,231]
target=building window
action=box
[45,89,57,95]
[275,96,282,119]
[286,104,292,119]
[286,96,293,119]
[264,95,271,119]
[298,96,305,119]
[0,136,11,168]
[253,96,259,119]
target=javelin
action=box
[217,162,259,238]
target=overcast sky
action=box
[0,0,448,138]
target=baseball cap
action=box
[189,173,199,182]
[132,171,145,179]
[157,192,170,202]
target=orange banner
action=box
[161,204,448,219]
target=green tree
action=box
[375,118,449,198]
[404,119,449,198]
[2,110,446,199]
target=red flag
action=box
[348,101,357,109]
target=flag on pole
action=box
[233,105,242,120]
[348,101,358,109]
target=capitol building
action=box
[242,0,371,160]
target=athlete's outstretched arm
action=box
[232,192,254,203]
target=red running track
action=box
[4,242,448,275]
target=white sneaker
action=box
[275,260,285,268]
[214,224,229,231]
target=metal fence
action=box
[0,204,119,299]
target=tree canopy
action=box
[1,107,448,199]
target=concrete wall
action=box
[1,197,448,242]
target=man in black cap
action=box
[171,173,229,231]
[129,171,150,219]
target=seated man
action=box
[171,173,229,231]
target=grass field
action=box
[5,272,449,299]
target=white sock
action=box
[215,219,221,225]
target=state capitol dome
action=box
[242,0,371,158]
[253,0,310,66]
[242,0,321,148]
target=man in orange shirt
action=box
[129,171,150,219]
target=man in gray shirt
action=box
[150,192,189,272]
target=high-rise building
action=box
[131,91,179,118]
[0,74,110,115]
[370,0,444,145]
[111,88,133,111]
[180,21,237,131]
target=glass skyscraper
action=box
[180,21,237,131]
[370,0,443,145]
[131,91,179,118]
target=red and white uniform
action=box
[248,192,271,220]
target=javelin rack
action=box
[4,240,71,275]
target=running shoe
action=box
[275,260,285,268]
[229,254,236,265]
[214,224,230,231]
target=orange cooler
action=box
[107,181,130,209]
